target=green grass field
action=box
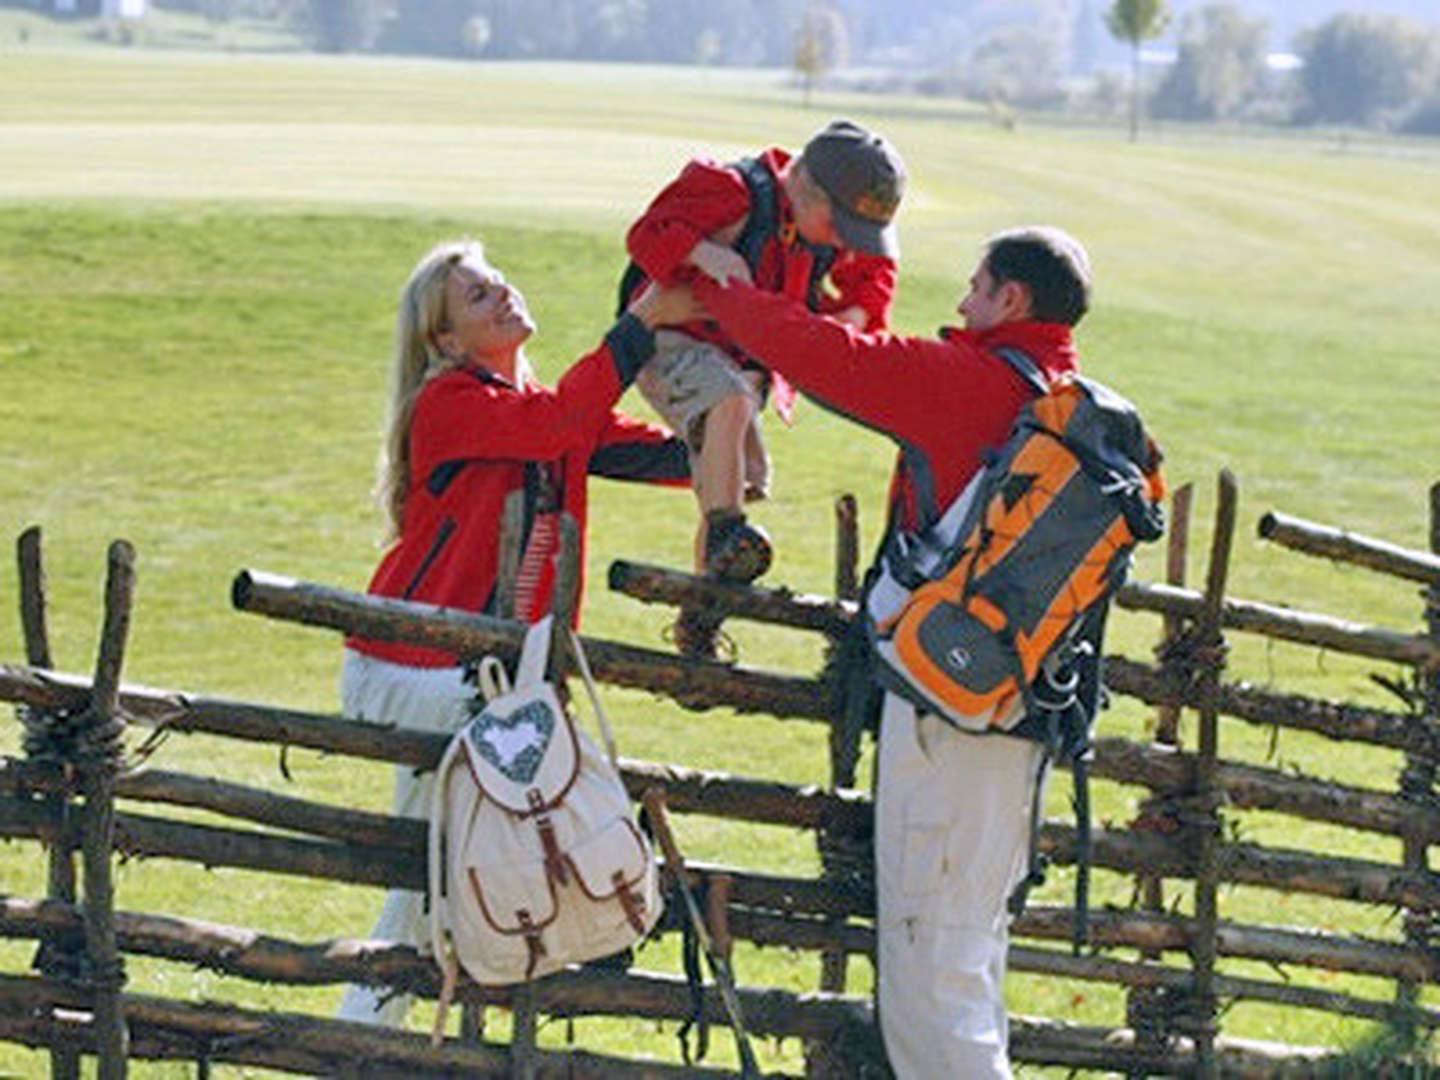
[1,31,1438,1077]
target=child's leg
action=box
[692,391,755,572]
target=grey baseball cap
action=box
[800,120,906,258]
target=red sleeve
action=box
[626,158,752,285]
[410,343,629,480]
[820,252,897,330]
[695,278,1008,448]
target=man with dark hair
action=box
[683,225,1092,1077]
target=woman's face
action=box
[438,256,535,375]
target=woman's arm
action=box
[589,411,690,486]
[410,287,705,475]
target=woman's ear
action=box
[431,329,459,361]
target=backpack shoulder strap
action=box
[993,346,1050,397]
[731,155,779,274]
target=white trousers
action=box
[874,692,1045,1079]
[335,649,472,1027]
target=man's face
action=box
[957,259,1022,331]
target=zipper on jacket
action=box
[402,517,457,599]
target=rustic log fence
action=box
[2,477,1438,1076]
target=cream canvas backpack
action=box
[428,616,659,1034]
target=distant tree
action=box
[964,20,1067,108]
[1400,94,1440,136]
[306,0,382,53]
[1297,13,1440,127]
[375,0,481,57]
[1152,4,1268,121]
[1105,0,1170,140]
[794,4,848,106]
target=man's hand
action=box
[629,281,706,329]
[687,240,752,286]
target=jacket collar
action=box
[940,320,1079,374]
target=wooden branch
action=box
[833,494,859,603]
[0,974,763,1078]
[1015,905,1438,982]
[1259,510,1440,588]
[1190,471,1237,1077]
[1007,1013,1339,1075]
[15,525,81,1080]
[1089,736,1440,843]
[1116,579,1440,670]
[17,525,52,669]
[1104,656,1438,757]
[607,560,853,638]
[82,539,136,1080]
[1009,944,1440,1029]
[232,569,831,719]
[6,793,1438,920]
[0,919,1360,1077]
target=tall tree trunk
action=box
[1129,40,1141,141]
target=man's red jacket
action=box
[694,278,1079,534]
[347,316,687,668]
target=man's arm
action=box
[694,277,972,444]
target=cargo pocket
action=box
[897,792,950,900]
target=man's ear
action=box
[1001,280,1033,322]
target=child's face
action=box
[792,170,843,249]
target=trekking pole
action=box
[642,788,762,1079]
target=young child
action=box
[622,119,906,657]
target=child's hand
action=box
[629,282,707,329]
[688,240,752,286]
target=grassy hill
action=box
[1,42,1437,1076]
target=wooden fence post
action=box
[17,527,82,1080]
[1127,482,1191,1069]
[1399,482,1440,1031]
[1188,471,1238,1078]
[80,540,137,1079]
[809,495,866,1078]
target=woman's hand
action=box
[629,281,707,329]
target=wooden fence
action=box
[1,474,1437,1077]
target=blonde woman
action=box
[338,239,695,1026]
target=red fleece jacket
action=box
[626,147,897,419]
[694,277,1079,533]
[348,315,688,668]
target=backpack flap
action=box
[459,683,579,814]
[567,816,660,934]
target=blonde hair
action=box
[376,239,481,541]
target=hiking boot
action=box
[704,512,773,584]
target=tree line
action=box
[38,0,1440,134]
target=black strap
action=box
[993,345,1050,396]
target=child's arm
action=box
[822,253,898,330]
[627,158,752,285]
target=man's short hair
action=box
[984,227,1091,326]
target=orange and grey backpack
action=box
[863,347,1165,947]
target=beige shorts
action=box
[635,330,771,500]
